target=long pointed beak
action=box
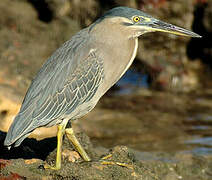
[148,20,201,38]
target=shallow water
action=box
[115,69,148,95]
[183,113,212,155]
[93,68,212,156]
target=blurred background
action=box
[0,0,212,160]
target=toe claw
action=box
[100,161,133,169]
[101,154,112,160]
[44,163,60,170]
[100,154,133,169]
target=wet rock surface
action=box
[1,133,212,180]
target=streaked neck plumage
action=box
[89,17,138,94]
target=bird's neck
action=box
[119,38,138,78]
[90,21,138,93]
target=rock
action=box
[0,85,21,133]
[1,143,212,180]
[136,0,199,91]
[0,159,11,169]
[202,1,212,66]
[46,0,100,26]
[24,158,42,165]
[62,149,81,162]
[203,1,212,32]
[187,1,212,70]
[0,172,25,180]
[0,0,81,95]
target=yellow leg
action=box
[65,128,91,162]
[44,123,66,170]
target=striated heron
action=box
[4,7,201,169]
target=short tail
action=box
[4,109,34,147]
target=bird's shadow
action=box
[0,131,56,160]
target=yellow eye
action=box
[133,16,141,23]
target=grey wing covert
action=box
[4,49,104,147]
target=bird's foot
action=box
[65,128,91,162]
[101,154,113,160]
[100,160,133,169]
[43,163,61,170]
[100,154,133,169]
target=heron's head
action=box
[101,7,201,39]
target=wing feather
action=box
[4,28,105,147]
[33,51,104,126]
